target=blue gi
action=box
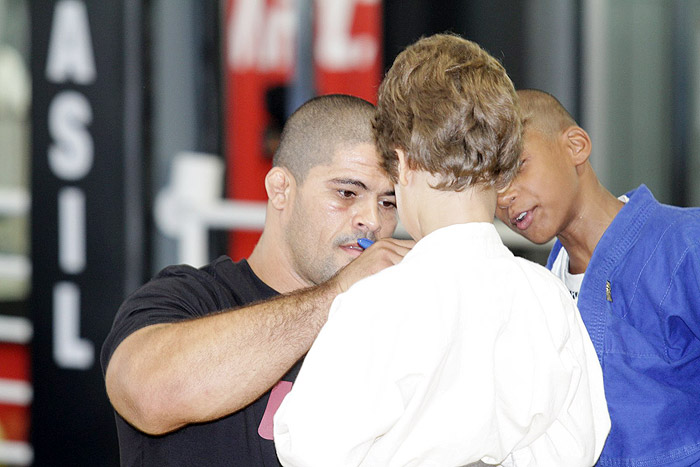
[548,185,700,466]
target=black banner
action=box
[30,1,144,464]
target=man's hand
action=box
[330,238,415,294]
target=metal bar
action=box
[175,198,549,266]
[123,0,146,293]
[671,0,691,206]
[581,0,610,184]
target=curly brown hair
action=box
[373,33,522,191]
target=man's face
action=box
[496,127,580,244]
[284,142,398,286]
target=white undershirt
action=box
[551,194,629,304]
[551,252,584,304]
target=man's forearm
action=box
[105,280,339,435]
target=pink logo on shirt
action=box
[258,380,293,440]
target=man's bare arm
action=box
[104,238,413,435]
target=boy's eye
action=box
[338,189,356,198]
[379,200,397,209]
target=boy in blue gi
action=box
[497,89,700,466]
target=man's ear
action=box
[396,148,412,186]
[264,167,294,210]
[564,126,592,166]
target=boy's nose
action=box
[497,187,516,209]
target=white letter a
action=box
[45,0,96,85]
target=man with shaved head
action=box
[497,89,700,466]
[101,94,413,466]
[274,94,376,183]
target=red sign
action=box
[314,0,382,101]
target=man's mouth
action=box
[339,242,364,257]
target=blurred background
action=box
[2,0,700,465]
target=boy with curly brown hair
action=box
[274,34,610,467]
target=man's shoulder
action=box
[101,257,273,372]
[139,257,231,298]
[154,255,236,280]
[150,255,277,306]
[199,255,250,285]
[150,256,251,287]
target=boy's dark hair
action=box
[517,89,578,137]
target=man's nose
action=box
[354,200,380,234]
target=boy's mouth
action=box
[511,209,534,230]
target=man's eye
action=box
[380,200,397,209]
[338,189,355,198]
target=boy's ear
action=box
[564,126,592,166]
[265,167,294,210]
[396,148,412,185]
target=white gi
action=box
[274,223,610,467]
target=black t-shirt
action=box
[101,256,302,466]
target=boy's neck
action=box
[411,176,496,239]
[557,177,624,274]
